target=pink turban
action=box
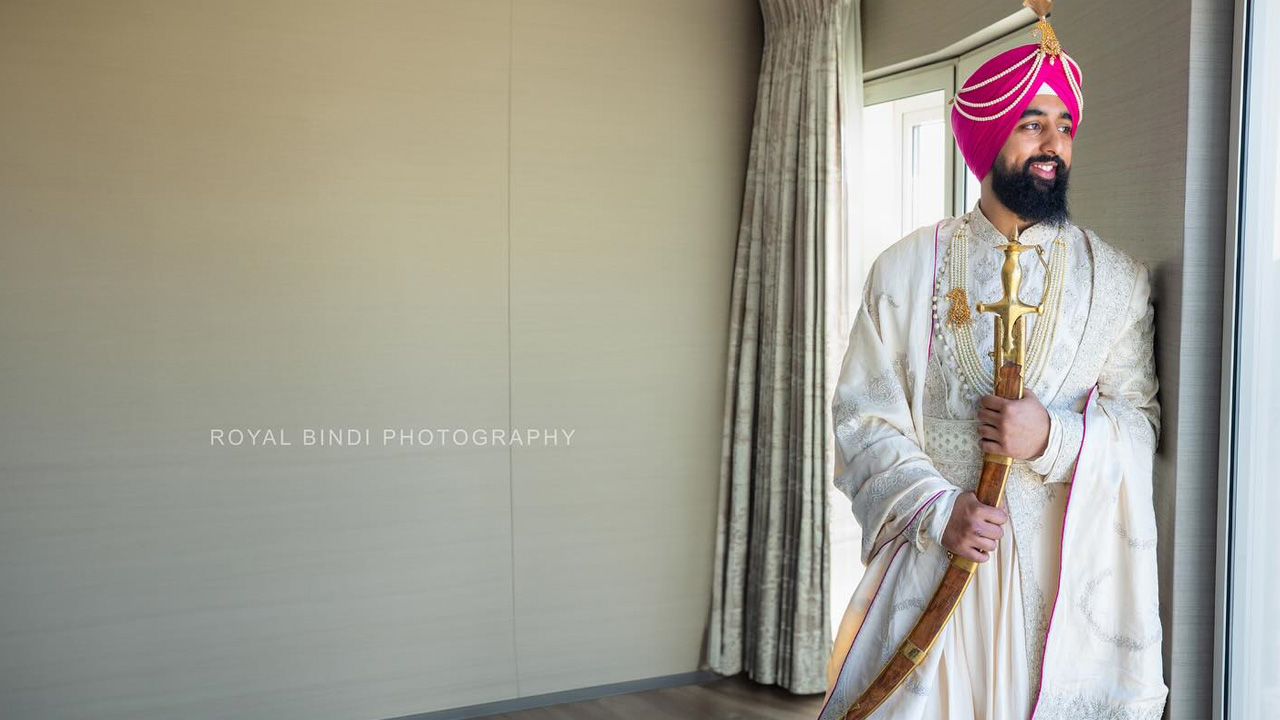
[950,41,1084,181]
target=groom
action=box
[818,7,1168,719]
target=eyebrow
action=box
[1020,108,1074,122]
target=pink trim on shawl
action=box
[926,220,944,362]
[816,488,949,720]
[1029,384,1097,719]
[875,488,948,558]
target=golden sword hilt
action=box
[975,225,1044,395]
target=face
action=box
[987,93,1075,224]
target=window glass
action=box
[1226,0,1280,715]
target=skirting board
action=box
[386,671,723,720]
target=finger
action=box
[977,520,1004,539]
[975,505,1008,525]
[979,395,1007,411]
[980,439,1005,455]
[978,424,1001,441]
[968,544,992,562]
[977,407,1001,425]
[971,535,997,552]
[967,538,998,556]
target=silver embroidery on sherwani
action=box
[1032,691,1166,720]
[821,212,1166,720]
[913,211,1164,712]
[924,207,1095,701]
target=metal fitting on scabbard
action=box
[899,639,926,665]
[949,552,979,572]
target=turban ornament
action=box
[949,0,1085,180]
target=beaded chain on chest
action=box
[931,214,1068,397]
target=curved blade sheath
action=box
[841,362,1022,720]
[841,229,1041,720]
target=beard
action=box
[989,153,1071,225]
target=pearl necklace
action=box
[932,214,1068,397]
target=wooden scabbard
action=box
[841,361,1023,720]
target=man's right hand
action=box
[940,491,1008,563]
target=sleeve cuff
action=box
[1027,406,1063,475]
[1041,406,1086,484]
[913,488,961,554]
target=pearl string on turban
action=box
[949,0,1084,181]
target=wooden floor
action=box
[473,674,826,720]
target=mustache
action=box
[1023,155,1067,173]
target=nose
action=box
[1040,132,1067,159]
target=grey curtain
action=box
[703,0,861,695]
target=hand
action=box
[941,491,1008,563]
[977,389,1050,460]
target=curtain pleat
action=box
[703,0,861,695]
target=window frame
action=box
[1214,0,1266,717]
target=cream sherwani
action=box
[817,203,1168,720]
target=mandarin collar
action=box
[966,200,1065,247]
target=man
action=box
[817,6,1168,720]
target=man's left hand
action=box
[977,389,1050,460]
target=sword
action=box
[840,225,1043,719]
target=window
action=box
[831,80,950,636]
[1219,0,1280,715]
[857,89,946,297]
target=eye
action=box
[1024,122,1041,131]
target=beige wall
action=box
[0,2,762,719]
[861,0,1012,73]
[862,1,1233,718]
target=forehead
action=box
[1026,93,1071,116]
